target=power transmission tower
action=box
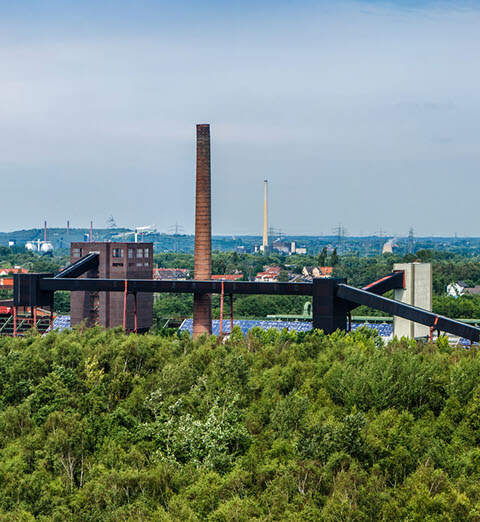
[332,224,346,251]
[169,222,184,236]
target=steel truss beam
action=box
[39,278,313,296]
[54,253,99,279]
[337,284,480,342]
[13,269,480,342]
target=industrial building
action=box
[70,242,153,331]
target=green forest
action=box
[1,327,480,520]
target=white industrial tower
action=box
[262,179,269,253]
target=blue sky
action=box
[1,1,479,236]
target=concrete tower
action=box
[262,179,269,253]
[193,124,212,338]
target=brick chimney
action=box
[193,124,212,337]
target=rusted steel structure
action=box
[11,124,480,343]
[193,124,212,338]
[13,270,480,341]
[69,242,153,332]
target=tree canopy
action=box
[1,328,480,519]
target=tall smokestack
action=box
[67,220,70,237]
[262,179,269,253]
[90,221,93,242]
[193,124,212,338]
[44,220,47,242]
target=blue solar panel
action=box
[45,315,477,347]
[179,319,395,338]
[179,318,312,336]
[49,315,71,332]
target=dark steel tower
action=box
[193,124,212,338]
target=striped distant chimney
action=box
[193,124,212,338]
[262,179,269,253]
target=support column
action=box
[193,124,212,338]
[312,278,347,334]
[13,306,17,337]
[123,280,127,331]
[393,263,432,339]
[219,281,224,336]
[133,292,138,334]
[230,294,234,333]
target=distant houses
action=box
[255,266,282,282]
[0,267,29,277]
[153,268,190,280]
[211,273,243,281]
[302,266,333,280]
[447,281,480,297]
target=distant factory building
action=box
[382,239,398,255]
[271,239,308,255]
[293,244,307,255]
[272,239,290,255]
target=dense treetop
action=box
[1,328,480,519]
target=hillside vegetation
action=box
[1,328,480,520]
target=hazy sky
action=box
[1,1,479,236]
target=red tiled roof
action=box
[0,268,29,276]
[211,274,243,281]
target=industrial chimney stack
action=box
[193,124,212,338]
[262,179,269,253]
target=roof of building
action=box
[0,267,29,276]
[255,273,279,281]
[153,268,189,279]
[211,274,243,281]
[464,285,480,295]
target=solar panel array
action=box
[47,314,477,346]
[179,319,394,338]
[50,315,71,332]
[351,322,393,337]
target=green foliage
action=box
[1,329,480,518]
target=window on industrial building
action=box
[144,262,149,267]
[136,249,143,258]
[73,248,82,258]
[112,248,124,258]
[128,249,134,259]
[144,248,150,257]
[136,262,143,267]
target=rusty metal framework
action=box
[12,268,480,342]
